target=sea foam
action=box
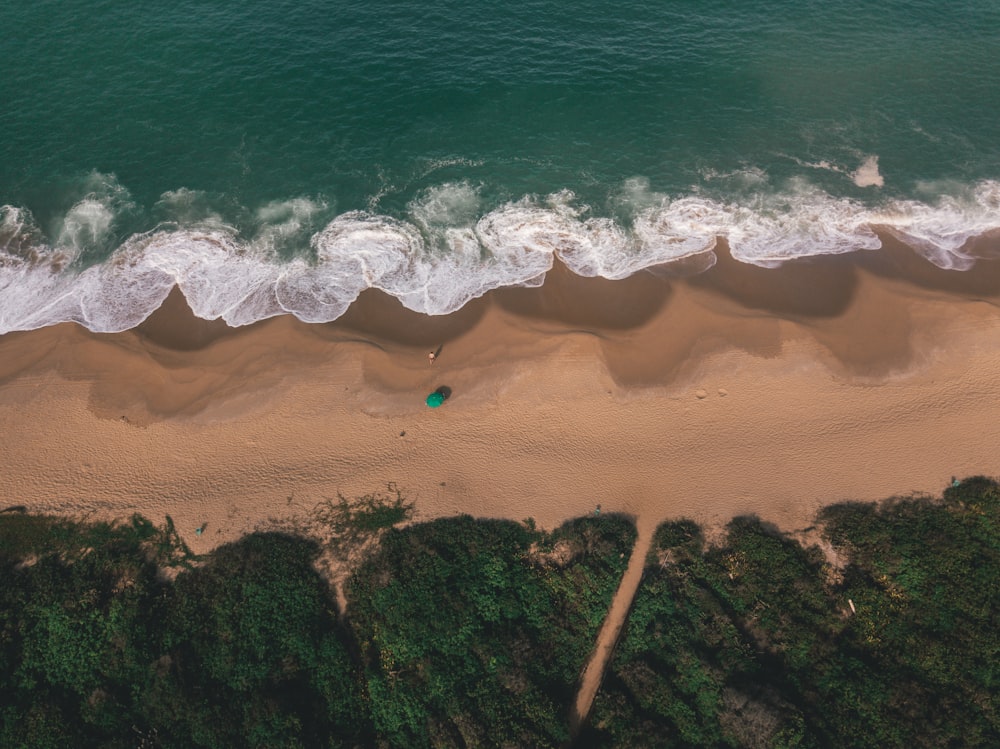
[1,180,998,334]
[872,181,1000,270]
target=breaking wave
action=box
[1,178,998,334]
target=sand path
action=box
[571,519,655,738]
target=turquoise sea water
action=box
[2,0,999,332]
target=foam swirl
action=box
[1,179,998,334]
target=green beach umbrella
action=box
[426,391,445,408]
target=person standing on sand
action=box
[428,350,436,364]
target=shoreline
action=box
[2,239,1000,554]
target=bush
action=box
[588,479,1000,748]
[346,514,636,748]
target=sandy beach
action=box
[2,234,1000,554]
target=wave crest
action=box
[872,181,1000,270]
[1,179,999,334]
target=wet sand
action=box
[2,236,999,554]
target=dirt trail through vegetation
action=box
[570,518,654,739]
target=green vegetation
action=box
[0,511,191,569]
[347,514,636,748]
[586,477,1000,748]
[0,514,191,747]
[0,516,362,748]
[305,484,415,565]
[0,505,635,748]
[3,480,997,748]
[150,533,364,748]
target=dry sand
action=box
[2,236,1000,556]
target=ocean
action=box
[2,0,999,333]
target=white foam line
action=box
[1,180,998,334]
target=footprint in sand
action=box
[696,388,728,399]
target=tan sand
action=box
[572,521,655,736]
[1,237,1000,557]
